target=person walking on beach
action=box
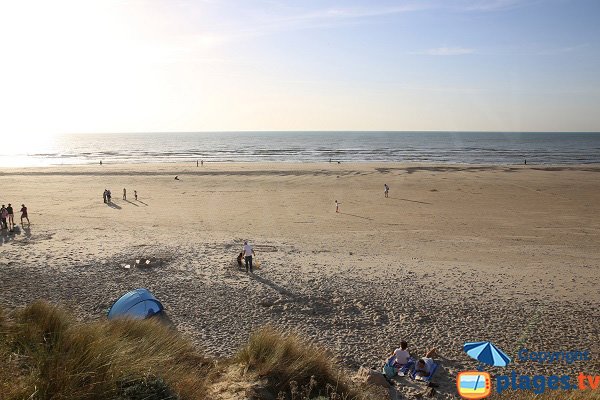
[243,240,255,273]
[6,204,14,229]
[201,160,204,167]
[0,205,7,229]
[123,188,127,200]
[134,190,138,201]
[384,184,389,198]
[335,200,340,213]
[20,204,30,225]
[103,190,107,203]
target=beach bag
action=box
[382,356,398,379]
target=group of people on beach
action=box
[385,341,438,382]
[1,203,30,231]
[236,240,256,273]
[103,188,138,203]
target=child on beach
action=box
[393,341,410,367]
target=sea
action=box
[2,131,600,167]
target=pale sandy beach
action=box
[1,162,599,398]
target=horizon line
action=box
[53,130,600,135]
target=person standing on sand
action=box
[335,200,340,213]
[201,160,204,167]
[123,188,127,200]
[134,190,138,200]
[243,240,255,273]
[384,184,389,198]
[20,204,30,225]
[6,204,14,229]
[107,190,112,203]
[0,205,7,229]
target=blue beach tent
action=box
[107,288,164,320]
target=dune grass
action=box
[0,301,212,400]
[236,326,381,400]
[1,302,597,400]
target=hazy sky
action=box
[1,0,599,137]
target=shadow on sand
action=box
[339,212,373,221]
[123,199,139,207]
[137,200,148,206]
[249,273,302,301]
[106,202,122,210]
[388,197,432,205]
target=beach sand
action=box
[1,162,599,397]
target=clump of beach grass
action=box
[236,326,372,399]
[0,301,212,400]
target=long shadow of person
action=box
[107,202,122,210]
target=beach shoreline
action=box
[1,162,598,396]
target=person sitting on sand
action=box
[174,175,179,180]
[20,204,30,225]
[393,341,410,367]
[414,348,437,379]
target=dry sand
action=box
[1,162,599,398]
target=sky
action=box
[1,0,599,138]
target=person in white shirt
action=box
[393,340,410,366]
[415,348,437,379]
[243,240,255,273]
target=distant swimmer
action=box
[174,176,179,180]
[384,183,389,198]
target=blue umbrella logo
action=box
[464,341,512,367]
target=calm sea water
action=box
[2,132,600,167]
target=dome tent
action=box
[108,288,164,320]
